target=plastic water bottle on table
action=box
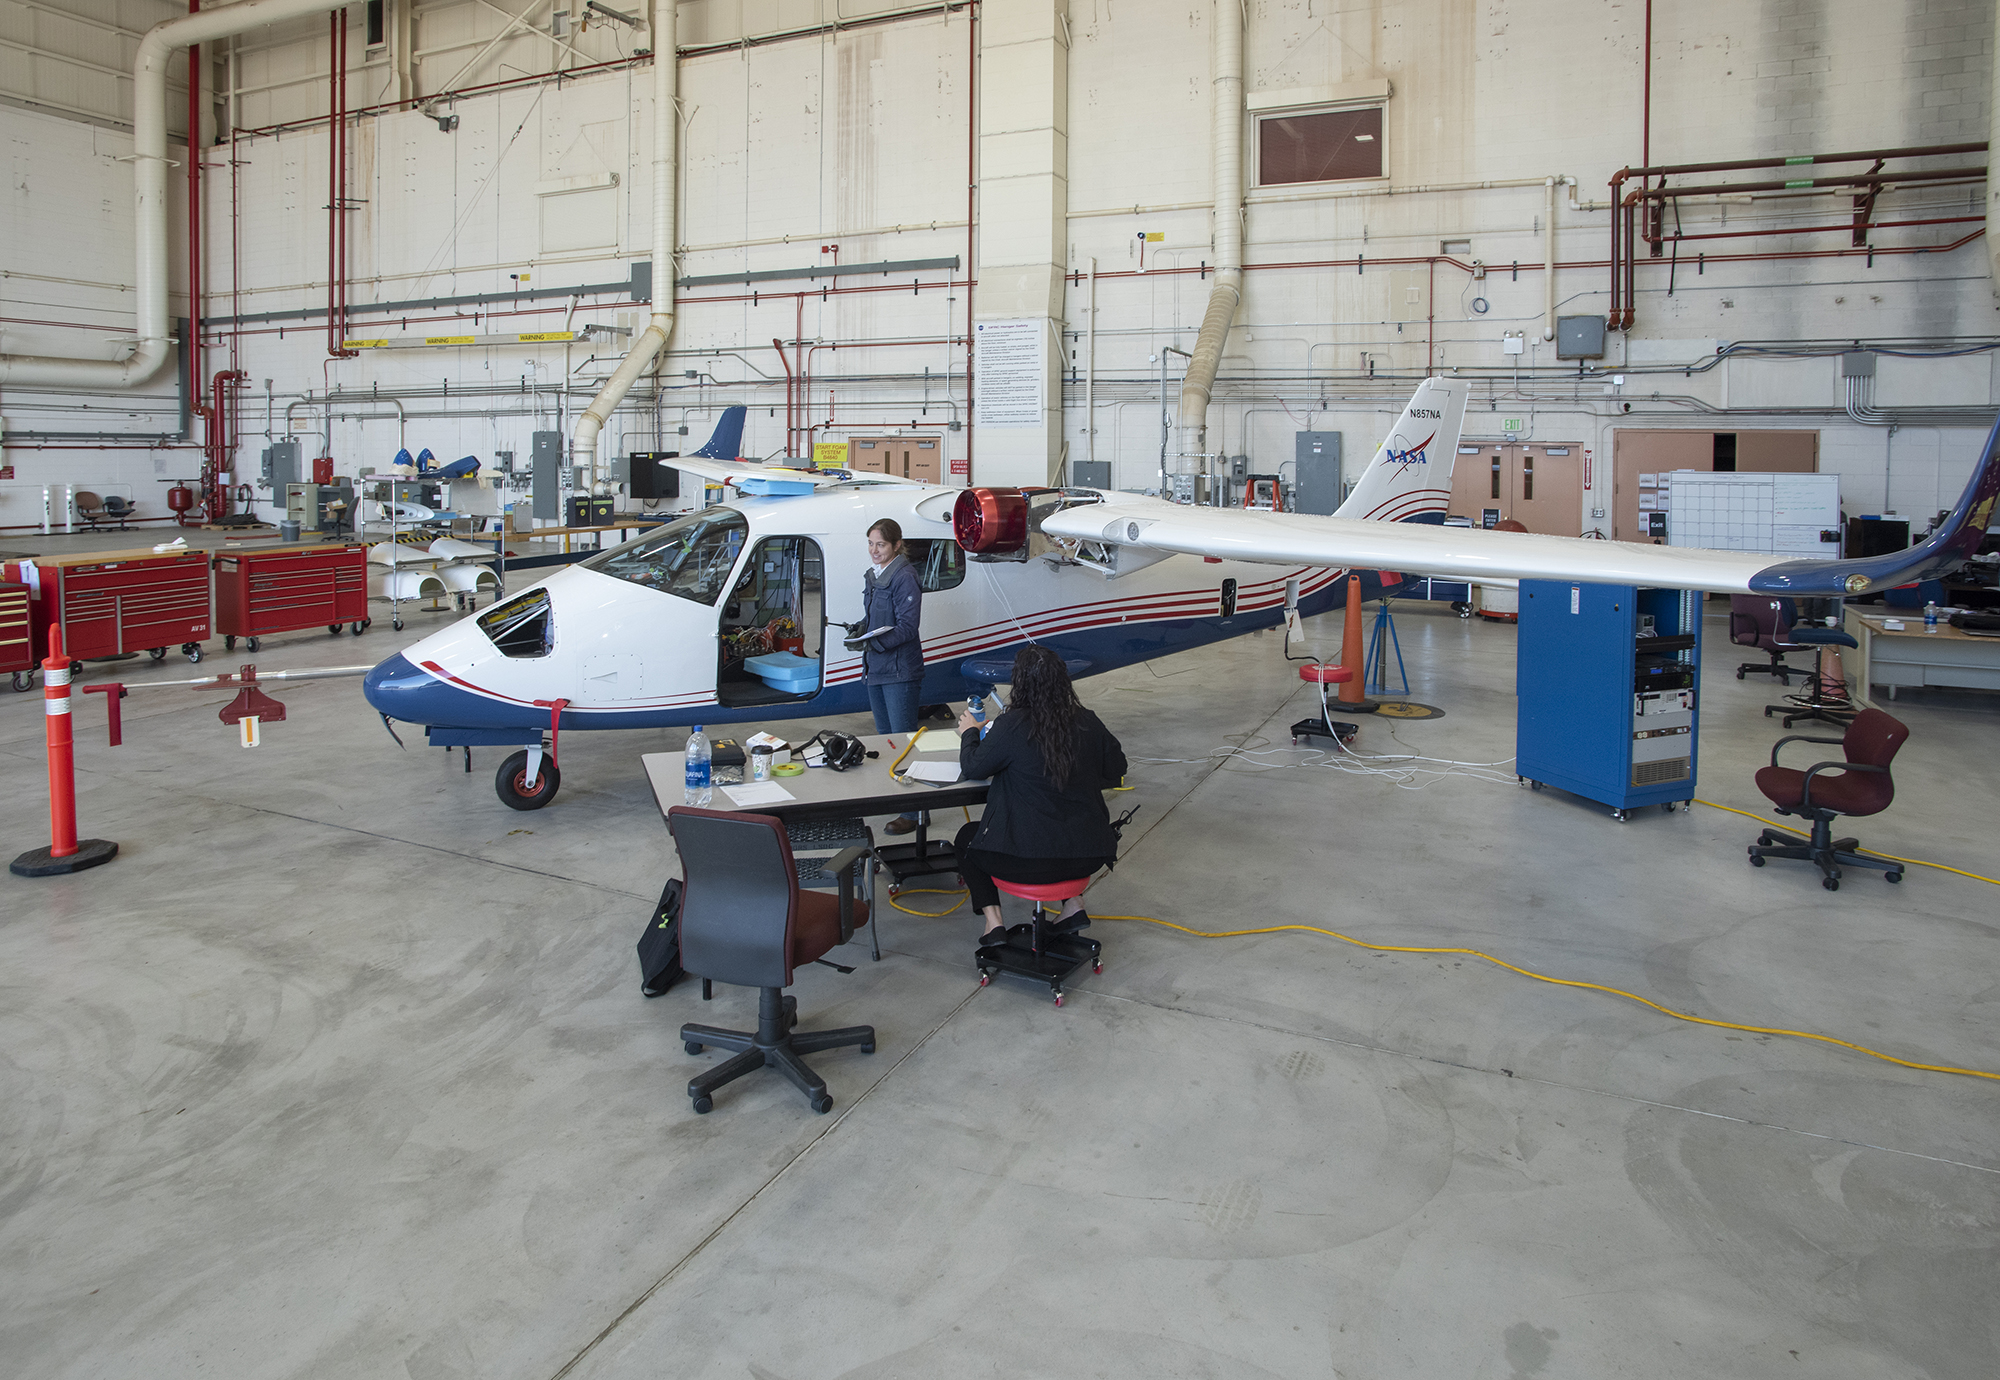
[685,725,713,805]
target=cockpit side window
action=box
[580,508,749,604]
[476,588,553,658]
[905,537,966,592]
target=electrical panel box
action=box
[627,451,681,500]
[1071,460,1111,488]
[1294,431,1343,515]
[531,430,562,520]
[261,440,299,494]
[1517,580,1701,817]
[1556,315,1606,359]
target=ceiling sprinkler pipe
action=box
[573,0,679,475]
[0,0,351,390]
[1175,1,1244,457]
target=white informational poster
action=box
[973,318,1044,427]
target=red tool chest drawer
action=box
[1,549,212,663]
[213,542,369,647]
[0,582,32,687]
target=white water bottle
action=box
[1924,601,1940,633]
[684,725,713,805]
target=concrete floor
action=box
[2,579,1997,1379]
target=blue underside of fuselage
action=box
[364,573,1371,739]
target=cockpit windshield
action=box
[580,507,748,604]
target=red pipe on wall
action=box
[326,11,356,359]
[772,337,795,453]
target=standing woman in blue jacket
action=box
[855,518,925,833]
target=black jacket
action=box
[859,555,924,685]
[959,709,1127,859]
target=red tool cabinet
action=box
[1,582,33,690]
[213,542,370,650]
[1,549,212,665]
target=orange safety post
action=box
[1336,574,1378,711]
[10,624,118,877]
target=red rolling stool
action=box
[976,876,1103,1007]
[1292,663,1359,747]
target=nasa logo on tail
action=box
[1385,431,1437,465]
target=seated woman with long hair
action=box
[953,646,1128,944]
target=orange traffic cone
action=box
[1337,574,1379,712]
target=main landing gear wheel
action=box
[495,751,560,810]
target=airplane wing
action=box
[1044,415,2000,598]
[666,456,846,494]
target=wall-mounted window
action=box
[1249,79,1391,189]
[1258,107,1382,186]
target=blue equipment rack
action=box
[1516,580,1701,821]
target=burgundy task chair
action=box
[1748,708,1909,891]
[1728,594,1803,685]
[668,806,876,1114]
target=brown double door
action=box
[849,436,942,484]
[1446,443,1584,536]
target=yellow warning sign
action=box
[341,339,388,350]
[425,335,476,346]
[812,442,850,470]
[1142,232,1165,242]
[517,331,576,342]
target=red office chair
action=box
[1728,594,1803,685]
[669,807,875,1114]
[1748,708,1909,891]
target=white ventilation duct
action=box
[1175,3,1245,457]
[0,0,352,389]
[573,0,679,475]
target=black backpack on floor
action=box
[637,877,684,997]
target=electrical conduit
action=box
[1175,2,1243,460]
[573,0,678,478]
[0,0,352,390]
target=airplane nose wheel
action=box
[495,750,561,810]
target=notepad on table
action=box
[911,728,961,751]
[721,781,797,807]
[904,760,962,784]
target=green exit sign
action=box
[1502,417,1524,432]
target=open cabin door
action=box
[716,536,826,707]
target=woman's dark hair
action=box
[867,518,904,554]
[1008,645,1082,789]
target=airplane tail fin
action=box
[1332,377,1470,524]
[691,406,748,460]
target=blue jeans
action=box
[868,679,923,820]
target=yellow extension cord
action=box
[886,800,1999,1083]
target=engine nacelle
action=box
[953,486,1030,554]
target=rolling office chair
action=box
[1728,594,1803,685]
[1765,625,1858,729]
[100,494,137,529]
[73,491,108,528]
[668,806,876,1114]
[1748,707,1909,891]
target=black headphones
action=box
[812,731,870,771]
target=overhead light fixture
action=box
[585,1,642,27]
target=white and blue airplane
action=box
[362,378,2000,808]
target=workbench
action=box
[1843,608,2000,705]
[1,547,212,663]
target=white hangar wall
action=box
[1,0,1994,534]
